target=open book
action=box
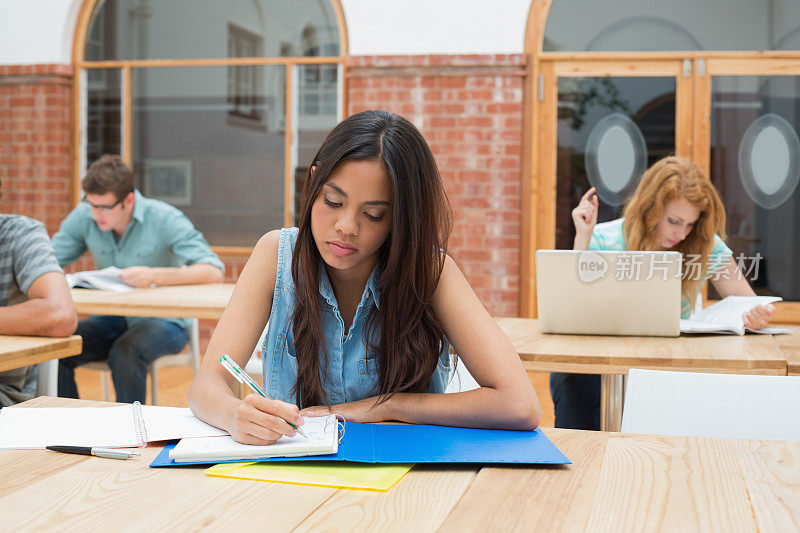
[0,403,228,449]
[169,414,340,463]
[66,266,134,293]
[680,295,788,335]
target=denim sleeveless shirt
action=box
[263,227,451,407]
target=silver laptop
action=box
[536,249,682,337]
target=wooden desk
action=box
[0,335,82,373]
[0,335,82,395]
[71,283,234,320]
[497,318,796,430]
[2,397,798,531]
[775,326,800,376]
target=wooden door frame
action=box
[522,0,800,321]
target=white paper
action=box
[139,405,228,441]
[680,295,785,335]
[0,405,230,449]
[169,415,339,462]
[0,405,140,448]
[66,266,134,293]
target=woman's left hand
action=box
[300,396,389,423]
[742,304,774,330]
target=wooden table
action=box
[2,397,798,531]
[497,318,797,430]
[775,326,800,376]
[71,283,234,320]
[0,335,82,395]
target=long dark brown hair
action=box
[291,110,452,408]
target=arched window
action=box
[73,0,347,248]
[523,0,800,318]
[544,0,800,52]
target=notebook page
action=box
[66,267,134,293]
[139,406,229,441]
[692,296,781,326]
[169,415,338,462]
[0,405,140,449]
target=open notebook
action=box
[0,403,228,449]
[680,296,789,335]
[169,414,340,462]
[66,266,133,293]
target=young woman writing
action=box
[189,110,540,444]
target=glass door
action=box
[699,59,800,316]
[527,59,691,314]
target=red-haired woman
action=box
[553,155,774,430]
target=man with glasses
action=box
[52,155,225,404]
[0,178,78,406]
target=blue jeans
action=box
[549,372,601,430]
[58,316,189,404]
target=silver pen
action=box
[46,445,140,460]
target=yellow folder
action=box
[205,461,414,491]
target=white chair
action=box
[35,360,59,397]
[621,369,800,441]
[80,318,201,405]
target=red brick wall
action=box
[0,65,73,233]
[347,54,525,317]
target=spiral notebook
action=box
[169,414,341,463]
[0,402,228,449]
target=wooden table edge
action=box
[0,335,82,373]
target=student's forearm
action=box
[151,264,224,286]
[382,386,540,431]
[188,371,242,433]
[573,233,591,250]
[0,299,77,337]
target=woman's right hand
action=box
[228,394,305,445]
[572,187,599,243]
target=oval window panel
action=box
[585,113,647,206]
[738,114,800,209]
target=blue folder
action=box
[150,422,570,467]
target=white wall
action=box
[0,0,82,64]
[340,0,531,55]
[0,0,532,65]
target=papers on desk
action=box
[0,403,228,449]
[153,421,571,467]
[66,266,134,293]
[680,296,789,335]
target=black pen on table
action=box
[46,445,139,460]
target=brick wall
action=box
[0,65,73,234]
[347,55,525,317]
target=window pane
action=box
[710,76,800,300]
[555,77,676,249]
[85,68,121,169]
[86,0,340,61]
[132,66,285,247]
[294,65,341,225]
[544,0,800,52]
